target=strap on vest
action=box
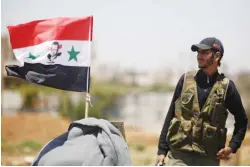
[181,71,200,118]
[220,76,230,101]
[181,71,197,95]
[182,71,229,104]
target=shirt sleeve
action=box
[157,74,184,155]
[225,80,248,153]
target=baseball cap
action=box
[191,37,224,55]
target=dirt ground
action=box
[1,113,250,166]
[2,112,70,143]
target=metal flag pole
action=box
[85,95,90,118]
[85,68,92,118]
[85,16,93,118]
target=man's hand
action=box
[155,154,165,166]
[217,147,233,160]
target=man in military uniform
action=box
[156,37,248,166]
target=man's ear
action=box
[215,52,221,59]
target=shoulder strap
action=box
[219,75,230,101]
[206,73,230,104]
[181,71,200,114]
[181,71,197,94]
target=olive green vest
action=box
[167,71,230,158]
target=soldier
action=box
[156,37,248,166]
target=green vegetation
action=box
[5,78,175,121]
[146,83,175,92]
[129,142,146,152]
[17,140,43,152]
[13,83,62,110]
[58,81,132,120]
[134,143,146,152]
[1,138,42,154]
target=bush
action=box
[146,83,174,92]
[17,140,42,152]
[134,143,145,152]
[58,88,121,121]
[2,139,42,154]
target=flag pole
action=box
[85,16,93,118]
[85,89,90,118]
[85,68,90,118]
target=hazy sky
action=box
[1,0,250,73]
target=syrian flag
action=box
[5,16,93,92]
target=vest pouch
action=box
[203,123,219,157]
[167,118,192,148]
[211,102,228,127]
[182,119,192,133]
[181,93,194,106]
[181,93,194,117]
[192,119,203,141]
[218,128,227,149]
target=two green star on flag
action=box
[68,46,80,62]
[28,46,80,62]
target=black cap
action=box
[191,37,224,55]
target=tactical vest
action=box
[166,71,230,158]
